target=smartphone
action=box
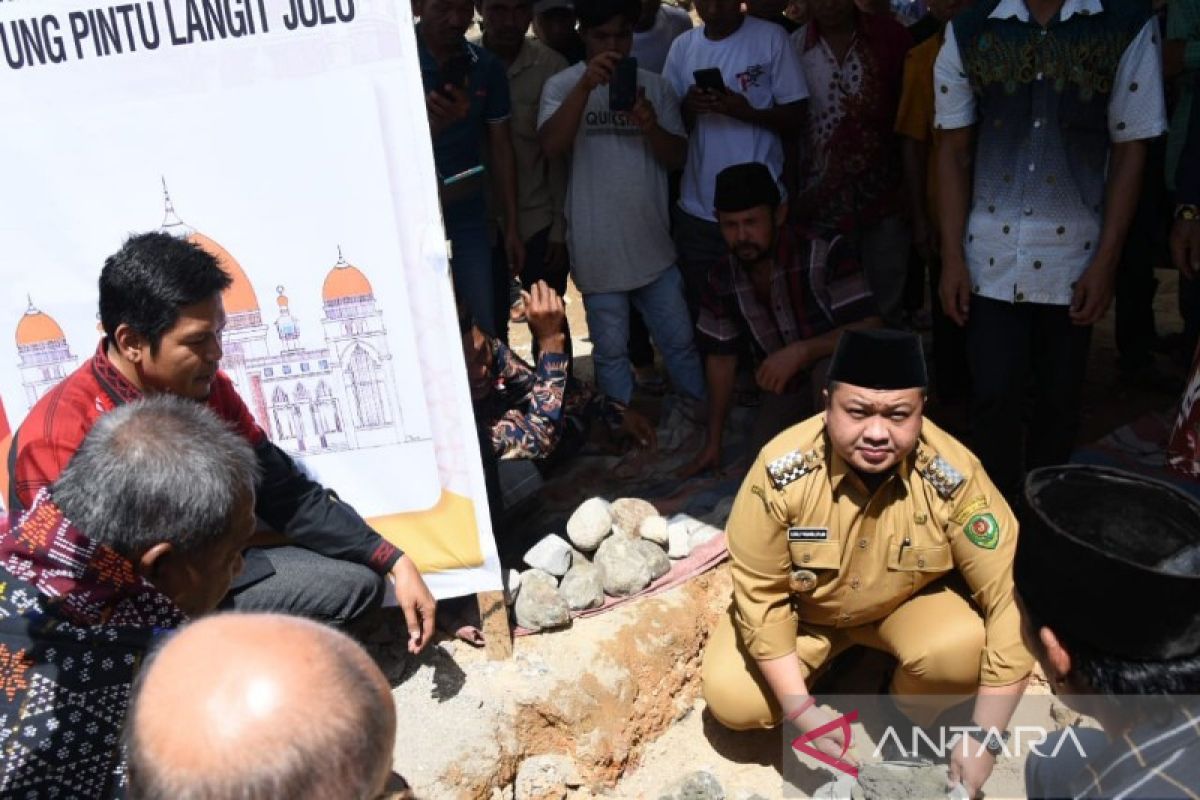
[609,56,638,112]
[693,67,726,93]
[438,53,471,95]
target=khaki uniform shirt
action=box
[727,414,1033,687]
[475,37,569,243]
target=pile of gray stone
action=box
[510,497,722,632]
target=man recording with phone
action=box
[538,0,707,415]
[417,0,524,337]
[662,0,809,315]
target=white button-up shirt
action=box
[933,0,1166,306]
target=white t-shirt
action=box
[632,4,694,75]
[537,63,685,294]
[664,16,809,222]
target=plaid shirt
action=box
[1024,702,1200,800]
[696,225,876,361]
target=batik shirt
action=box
[0,490,187,798]
[474,340,623,460]
[791,12,912,233]
[934,0,1167,306]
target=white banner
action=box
[0,0,501,598]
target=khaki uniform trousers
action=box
[702,579,985,730]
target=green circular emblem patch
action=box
[964,512,1000,549]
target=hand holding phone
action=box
[692,67,726,94]
[438,53,471,96]
[580,51,622,91]
[609,56,638,112]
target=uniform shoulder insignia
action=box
[766,446,823,490]
[917,452,966,500]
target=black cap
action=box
[826,329,928,390]
[714,162,781,213]
[1017,466,1200,661]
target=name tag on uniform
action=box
[788,527,829,541]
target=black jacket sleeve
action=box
[253,439,403,574]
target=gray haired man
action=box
[0,396,259,798]
[127,613,398,800]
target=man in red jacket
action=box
[7,232,436,651]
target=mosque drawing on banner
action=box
[15,298,78,409]
[10,182,418,458]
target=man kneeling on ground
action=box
[0,397,258,797]
[682,161,881,477]
[701,329,1032,797]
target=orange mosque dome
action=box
[16,305,65,348]
[322,250,374,303]
[187,232,260,315]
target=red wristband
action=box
[785,697,816,723]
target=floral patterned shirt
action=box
[474,340,626,460]
[791,13,912,234]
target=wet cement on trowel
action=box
[853,763,952,800]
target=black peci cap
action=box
[826,329,928,390]
[713,162,781,214]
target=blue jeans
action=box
[582,266,706,405]
[446,195,498,336]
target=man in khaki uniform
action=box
[701,329,1033,796]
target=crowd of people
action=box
[444,0,1200,512]
[1,0,1199,797]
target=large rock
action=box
[559,562,604,611]
[514,754,582,800]
[523,534,573,577]
[667,523,691,559]
[634,538,671,581]
[566,497,613,551]
[669,513,724,552]
[689,522,723,551]
[594,534,653,596]
[611,497,658,538]
[514,569,570,631]
[639,515,669,546]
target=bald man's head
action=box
[127,614,396,800]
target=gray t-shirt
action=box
[538,62,684,295]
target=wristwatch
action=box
[972,728,1010,757]
[1177,204,1200,222]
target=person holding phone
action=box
[475,0,571,348]
[538,0,707,413]
[662,0,809,316]
[417,0,525,337]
